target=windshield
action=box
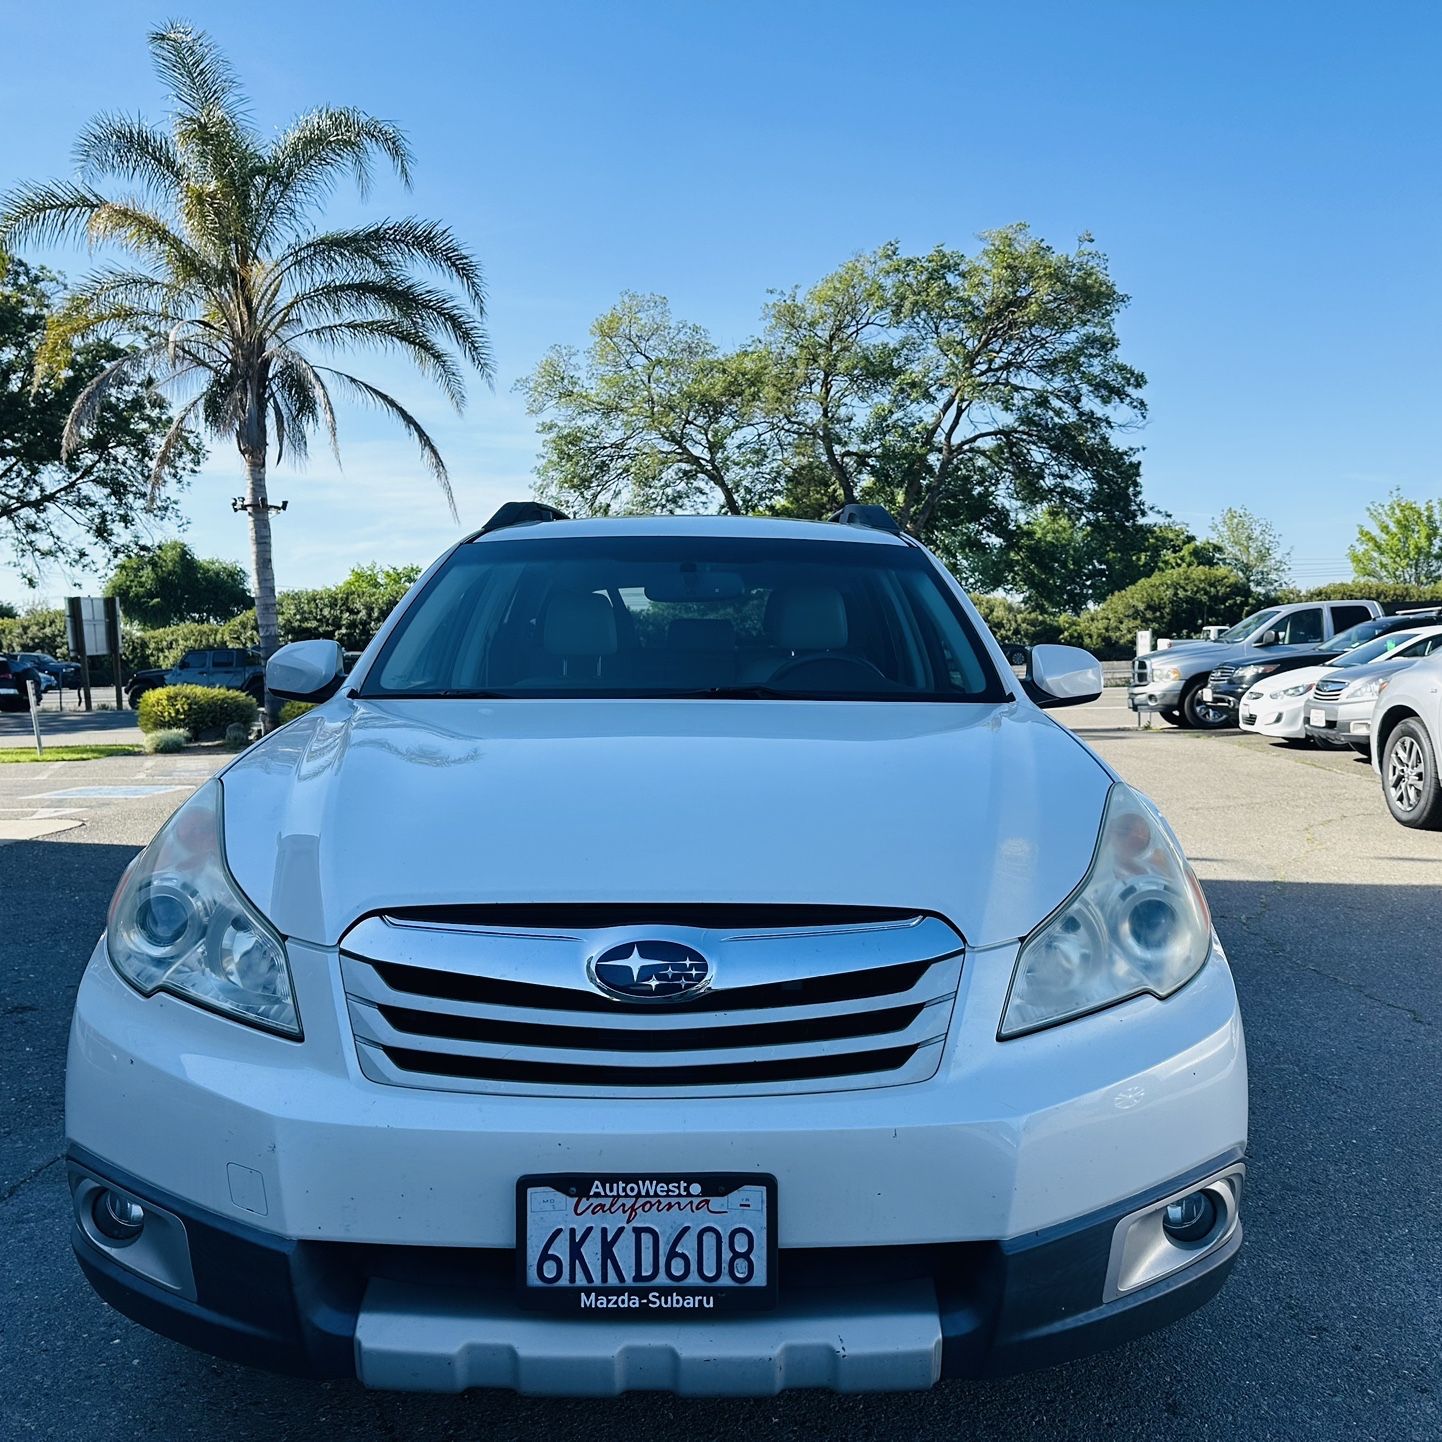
[362,535,1007,702]
[1329,618,1398,653]
[1332,631,1420,667]
[1217,608,1281,643]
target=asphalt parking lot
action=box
[1,705,1438,1441]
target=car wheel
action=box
[1158,708,1183,727]
[1382,720,1442,829]
[1181,680,1233,731]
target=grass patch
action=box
[0,744,143,764]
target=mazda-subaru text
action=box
[66,504,1247,1395]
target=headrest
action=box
[770,586,848,650]
[667,618,736,651]
[543,591,617,656]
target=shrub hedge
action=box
[278,700,316,724]
[142,728,189,754]
[137,685,258,738]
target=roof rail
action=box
[469,501,570,539]
[829,503,901,534]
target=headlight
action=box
[1152,664,1182,683]
[106,781,299,1036]
[1343,678,1384,702]
[1000,784,1211,1038]
[1275,682,1313,698]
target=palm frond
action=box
[291,317,468,409]
[280,275,492,377]
[267,106,413,209]
[0,180,112,249]
[319,366,457,519]
[148,21,245,121]
[149,390,208,500]
[74,113,185,196]
[60,346,164,453]
[269,347,341,464]
[276,217,487,312]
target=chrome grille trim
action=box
[339,911,965,1098]
[1311,678,1347,699]
[1209,664,1236,683]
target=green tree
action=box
[0,22,490,711]
[971,511,1216,613]
[526,293,773,518]
[0,600,17,619]
[1073,565,1255,659]
[106,540,251,626]
[278,562,422,650]
[0,256,200,577]
[1348,490,1442,584]
[1208,507,1290,594]
[525,228,1147,564]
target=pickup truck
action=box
[1128,599,1383,729]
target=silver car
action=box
[1304,625,1442,753]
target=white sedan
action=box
[1238,627,1440,740]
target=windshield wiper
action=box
[670,685,799,699]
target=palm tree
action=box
[0,21,491,704]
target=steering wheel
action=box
[766,653,890,688]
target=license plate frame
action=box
[516,1172,778,1316]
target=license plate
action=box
[517,1173,777,1315]
[0,686,16,695]
[1310,708,1326,727]
[1200,687,1213,702]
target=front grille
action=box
[340,910,965,1097]
[1312,677,1347,700]
[1209,663,1236,684]
[1132,658,1148,684]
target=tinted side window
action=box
[1329,604,1374,632]
[211,649,238,667]
[178,650,206,669]
[1279,609,1323,645]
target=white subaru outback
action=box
[66,504,1247,1395]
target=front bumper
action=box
[66,933,1248,1392]
[1126,680,1184,713]
[69,1144,1244,1391]
[1304,700,1372,747]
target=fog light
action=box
[92,1189,146,1245]
[1162,1189,1216,1243]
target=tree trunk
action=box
[243,450,282,728]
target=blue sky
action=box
[3,0,1439,602]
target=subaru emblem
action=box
[587,940,713,1003]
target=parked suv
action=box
[162,647,266,700]
[0,654,37,712]
[1128,600,1382,730]
[66,505,1247,1395]
[1373,651,1442,828]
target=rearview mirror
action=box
[266,639,345,703]
[1022,643,1104,709]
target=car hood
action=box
[1242,662,1335,694]
[219,697,1114,949]
[1321,655,1418,687]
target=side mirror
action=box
[266,639,345,703]
[1022,643,1104,709]
[1257,630,1279,647]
